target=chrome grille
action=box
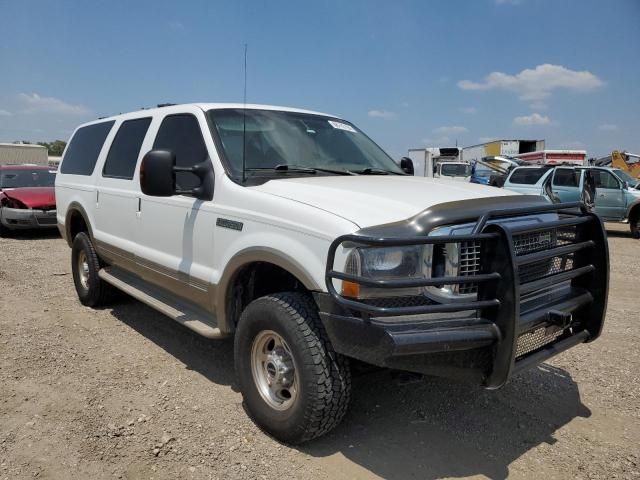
[458,241,480,294]
[516,326,564,358]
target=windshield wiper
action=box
[350,167,404,175]
[246,165,356,176]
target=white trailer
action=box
[407,147,470,181]
[0,143,48,165]
[462,139,545,165]
[515,149,587,166]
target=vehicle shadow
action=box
[107,297,236,389]
[2,229,61,240]
[301,364,590,480]
[106,297,589,480]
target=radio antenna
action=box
[242,43,248,183]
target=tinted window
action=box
[153,114,208,189]
[552,169,580,187]
[61,121,115,175]
[441,163,471,177]
[508,168,547,185]
[103,118,151,179]
[593,170,620,189]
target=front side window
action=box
[153,114,208,190]
[61,121,115,175]
[0,169,56,188]
[593,170,620,189]
[207,109,403,180]
[552,168,580,187]
[508,167,547,185]
[103,117,152,179]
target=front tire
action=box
[71,232,113,307]
[234,292,351,444]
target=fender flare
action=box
[214,247,321,332]
[63,202,94,247]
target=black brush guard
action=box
[322,201,609,388]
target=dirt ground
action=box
[0,224,638,480]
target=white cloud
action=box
[0,109,12,116]
[598,124,617,131]
[458,64,604,100]
[168,21,184,30]
[17,93,91,115]
[368,109,397,120]
[433,125,468,135]
[513,113,551,126]
[459,107,477,114]
[422,137,452,146]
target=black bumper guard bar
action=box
[324,201,609,388]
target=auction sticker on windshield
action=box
[328,120,356,133]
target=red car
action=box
[0,165,57,236]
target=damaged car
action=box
[0,165,58,236]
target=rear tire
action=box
[631,216,640,239]
[71,232,113,307]
[234,292,351,444]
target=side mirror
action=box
[399,157,414,175]
[140,150,176,197]
[140,149,214,201]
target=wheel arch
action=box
[215,247,322,333]
[63,202,94,247]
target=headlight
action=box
[340,224,479,302]
[343,245,424,298]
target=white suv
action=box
[56,103,609,443]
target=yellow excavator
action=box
[611,150,640,179]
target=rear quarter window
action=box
[60,121,115,175]
[552,169,580,187]
[508,168,547,185]
[103,118,152,179]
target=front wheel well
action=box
[226,262,310,328]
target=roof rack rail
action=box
[157,103,176,108]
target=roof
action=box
[84,103,338,129]
[0,143,47,149]
[0,164,55,170]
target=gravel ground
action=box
[0,224,638,480]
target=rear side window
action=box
[61,121,115,175]
[103,118,152,179]
[593,170,620,189]
[153,114,208,189]
[508,168,547,185]
[552,169,580,187]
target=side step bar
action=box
[98,267,224,339]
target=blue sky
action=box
[0,0,638,158]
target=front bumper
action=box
[0,207,58,230]
[321,201,608,388]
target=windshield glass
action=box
[440,163,470,177]
[0,169,56,188]
[612,169,639,188]
[207,109,403,179]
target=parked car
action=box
[504,165,640,238]
[56,103,608,443]
[0,165,57,236]
[470,156,524,186]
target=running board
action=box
[98,267,224,339]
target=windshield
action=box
[0,169,57,188]
[207,109,403,180]
[440,163,470,177]
[612,169,639,188]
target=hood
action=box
[251,176,516,228]
[1,187,56,209]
